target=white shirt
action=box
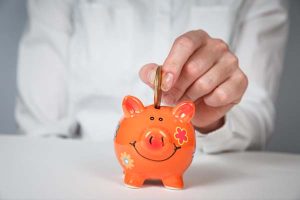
[16,0,289,153]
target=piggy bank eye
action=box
[159,117,163,121]
[150,116,155,120]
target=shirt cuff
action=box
[196,114,234,154]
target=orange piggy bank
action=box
[114,95,196,189]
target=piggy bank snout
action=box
[143,128,170,150]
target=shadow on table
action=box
[184,161,245,188]
[82,155,246,189]
[81,150,300,190]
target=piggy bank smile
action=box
[129,127,182,162]
[114,95,196,189]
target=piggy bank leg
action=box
[162,176,183,190]
[124,172,145,188]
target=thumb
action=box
[139,63,158,88]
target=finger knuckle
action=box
[235,71,246,82]
[197,78,212,94]
[175,35,195,50]
[195,29,209,37]
[227,53,239,66]
[165,60,180,73]
[234,71,248,90]
[214,89,228,104]
[241,72,249,89]
[214,39,229,52]
[185,60,202,77]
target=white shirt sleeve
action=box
[16,0,74,137]
[197,0,289,153]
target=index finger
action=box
[162,30,208,91]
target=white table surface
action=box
[0,135,300,200]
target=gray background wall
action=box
[0,0,299,153]
[0,0,26,135]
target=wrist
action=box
[195,117,225,134]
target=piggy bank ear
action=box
[122,96,145,118]
[172,101,195,123]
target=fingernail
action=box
[147,69,156,85]
[162,73,174,92]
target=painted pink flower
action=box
[174,127,188,145]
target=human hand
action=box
[139,30,248,133]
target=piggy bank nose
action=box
[144,129,167,150]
